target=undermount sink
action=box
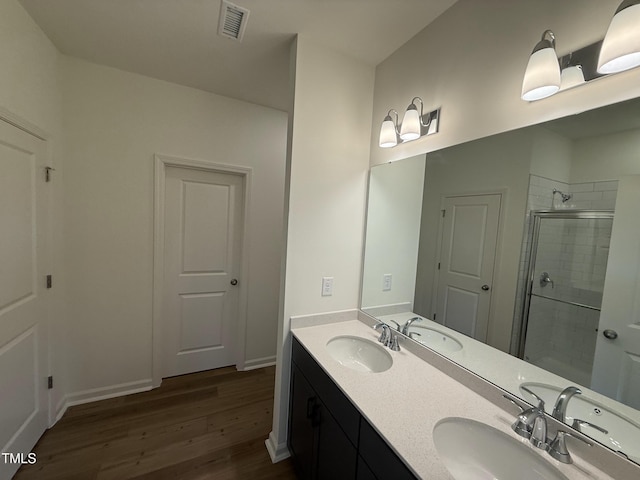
[520,382,640,463]
[326,335,392,373]
[433,417,569,480]
[407,325,463,353]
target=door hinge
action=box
[437,262,441,270]
[441,209,446,218]
[47,376,53,389]
[433,313,437,320]
[46,275,52,289]
[45,167,55,182]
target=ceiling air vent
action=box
[218,0,250,42]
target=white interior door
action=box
[435,194,501,341]
[0,120,49,480]
[162,166,243,378]
[591,175,640,409]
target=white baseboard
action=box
[265,431,290,463]
[242,355,276,371]
[53,379,153,425]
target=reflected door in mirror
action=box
[435,194,501,342]
[592,176,640,409]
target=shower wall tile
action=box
[568,183,595,192]
[594,180,618,191]
[568,180,618,210]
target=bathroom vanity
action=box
[289,336,415,480]
[287,314,632,479]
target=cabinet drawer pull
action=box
[311,404,321,427]
[306,397,316,418]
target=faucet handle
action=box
[388,320,402,332]
[503,394,547,440]
[530,414,548,449]
[389,333,401,351]
[408,331,422,340]
[547,430,592,464]
[521,385,546,410]
[373,322,390,344]
[571,418,608,435]
[504,396,543,439]
[503,394,525,412]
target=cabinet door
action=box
[289,364,318,480]
[316,402,357,480]
[357,455,378,480]
[359,418,417,480]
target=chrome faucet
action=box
[547,430,592,464]
[374,322,391,345]
[401,316,422,335]
[505,393,597,464]
[504,389,546,443]
[373,322,401,351]
[552,386,582,423]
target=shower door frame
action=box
[517,209,615,359]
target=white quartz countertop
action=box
[375,312,640,428]
[291,318,615,480]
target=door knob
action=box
[230,279,238,286]
[602,329,618,340]
[481,285,490,291]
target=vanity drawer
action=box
[291,336,360,446]
[358,418,417,480]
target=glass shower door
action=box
[521,212,614,386]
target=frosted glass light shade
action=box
[379,117,398,148]
[521,47,561,101]
[598,2,640,74]
[400,106,421,141]
[560,65,585,90]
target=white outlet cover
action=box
[383,274,392,291]
[322,276,334,296]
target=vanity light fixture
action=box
[379,109,399,148]
[521,30,561,101]
[598,0,640,74]
[560,65,585,90]
[378,98,440,148]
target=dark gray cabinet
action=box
[289,364,318,480]
[289,336,418,480]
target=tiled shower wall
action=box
[511,175,568,353]
[510,175,617,386]
[567,180,618,210]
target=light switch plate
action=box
[383,273,392,291]
[322,277,334,296]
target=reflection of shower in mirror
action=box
[552,188,573,208]
[519,211,614,390]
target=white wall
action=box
[571,129,640,183]
[268,36,374,459]
[0,0,66,419]
[530,127,572,182]
[370,0,639,166]
[362,155,425,311]
[59,56,287,399]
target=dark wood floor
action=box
[15,366,297,480]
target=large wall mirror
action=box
[361,96,640,464]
